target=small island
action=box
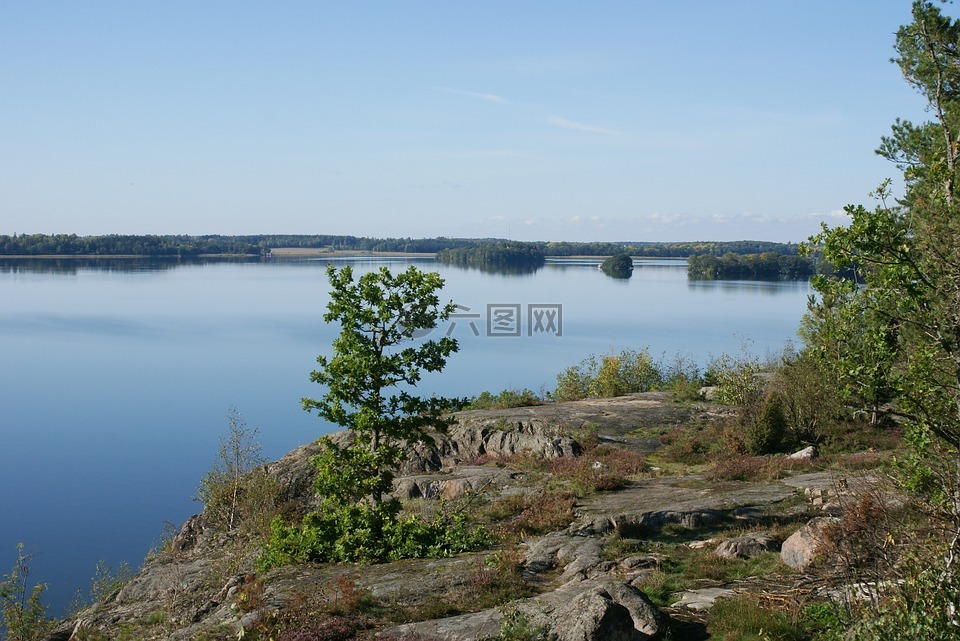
[599,253,634,278]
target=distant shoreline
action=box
[267,248,437,258]
[0,250,690,260]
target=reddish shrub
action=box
[276,616,356,641]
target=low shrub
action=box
[551,348,664,401]
[493,606,548,641]
[707,352,765,406]
[487,490,577,537]
[588,349,662,397]
[658,425,722,466]
[547,446,645,495]
[464,546,533,609]
[469,389,543,410]
[275,617,356,641]
[820,492,898,582]
[740,391,791,455]
[705,455,813,482]
[552,362,593,401]
[660,353,706,401]
[260,504,492,568]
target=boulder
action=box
[599,582,668,638]
[788,446,818,461]
[781,517,838,570]
[715,533,780,559]
[555,587,636,641]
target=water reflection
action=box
[687,279,810,295]
[0,256,262,275]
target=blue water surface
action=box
[0,256,810,613]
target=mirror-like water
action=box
[0,256,810,612]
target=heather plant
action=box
[548,446,645,495]
[485,490,577,537]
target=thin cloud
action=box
[548,116,623,136]
[436,149,525,159]
[440,88,513,105]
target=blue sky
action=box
[0,1,942,242]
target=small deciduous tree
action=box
[0,544,53,641]
[196,407,279,536]
[304,264,462,509]
[261,264,488,565]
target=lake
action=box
[0,255,811,613]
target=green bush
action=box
[661,353,705,400]
[259,503,492,568]
[588,349,662,397]
[742,392,790,455]
[707,353,765,405]
[552,348,663,401]
[552,361,593,401]
[774,349,844,445]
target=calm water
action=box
[0,256,810,612]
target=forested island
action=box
[599,253,634,278]
[686,252,816,280]
[435,241,546,272]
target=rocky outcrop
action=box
[262,414,584,508]
[404,416,583,472]
[47,393,880,641]
[382,578,667,641]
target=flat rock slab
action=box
[456,392,731,440]
[674,587,737,610]
[574,476,797,530]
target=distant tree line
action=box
[687,252,815,280]
[539,240,801,257]
[0,234,262,256]
[435,242,546,272]
[1,233,807,260]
